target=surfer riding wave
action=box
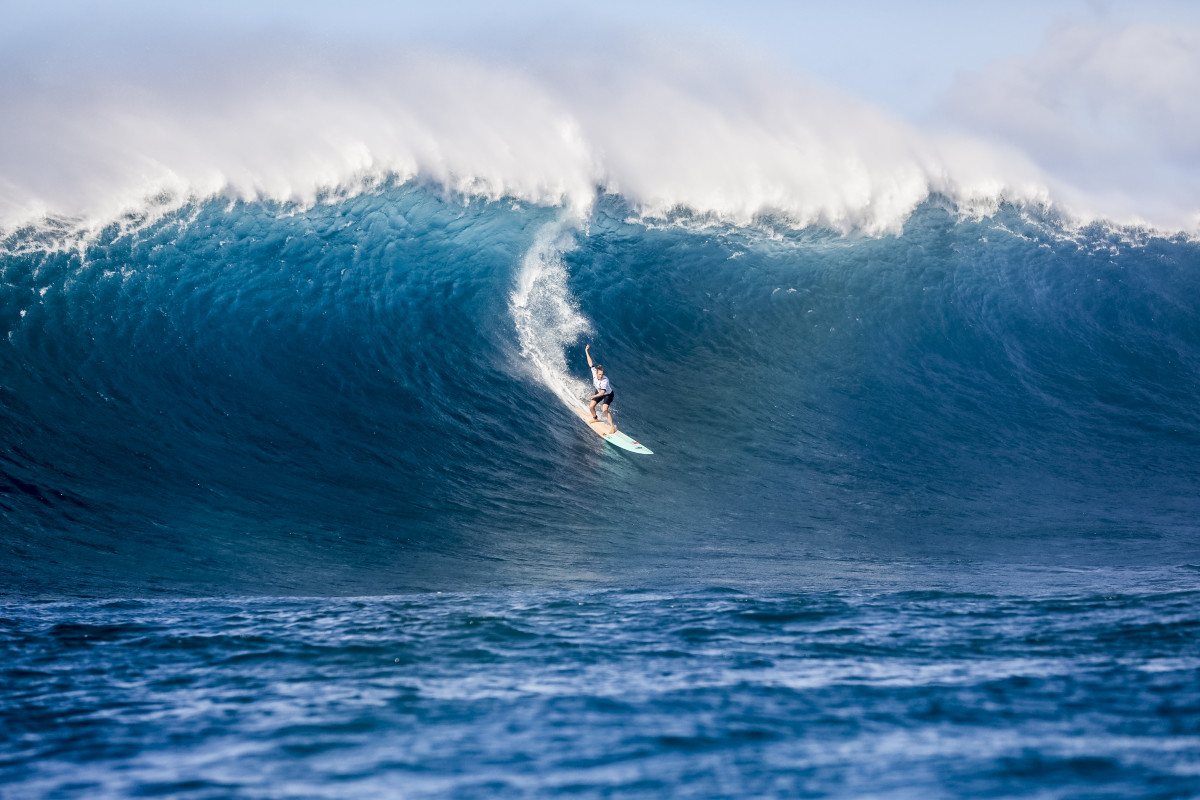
[585,345,616,434]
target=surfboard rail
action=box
[568,401,653,454]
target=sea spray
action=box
[510,218,594,407]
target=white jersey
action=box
[591,367,612,394]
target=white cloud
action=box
[938,21,1200,229]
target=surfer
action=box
[585,344,616,434]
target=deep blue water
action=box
[4,575,1200,798]
[3,185,1200,796]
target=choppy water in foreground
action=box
[4,568,1199,799]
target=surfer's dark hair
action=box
[595,365,603,371]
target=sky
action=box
[6,0,1199,118]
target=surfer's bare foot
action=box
[591,416,599,421]
[609,428,616,434]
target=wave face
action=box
[3,185,1200,594]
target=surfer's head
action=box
[595,365,603,376]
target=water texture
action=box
[3,188,1199,596]
[3,183,1200,797]
[4,578,1200,799]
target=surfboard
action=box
[569,402,653,454]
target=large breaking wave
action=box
[3,184,1199,595]
[3,16,1200,595]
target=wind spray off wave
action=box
[6,18,1198,235]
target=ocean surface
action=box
[3,183,1200,797]
[4,577,1200,799]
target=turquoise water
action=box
[3,186,1200,797]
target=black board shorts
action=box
[594,392,614,407]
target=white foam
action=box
[509,220,593,405]
[0,21,1195,234]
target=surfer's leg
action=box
[602,402,615,433]
[589,399,599,420]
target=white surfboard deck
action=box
[569,402,653,454]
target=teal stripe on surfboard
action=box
[602,430,654,454]
[569,400,654,454]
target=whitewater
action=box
[3,10,1200,799]
[4,18,1199,235]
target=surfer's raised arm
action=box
[584,348,616,434]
